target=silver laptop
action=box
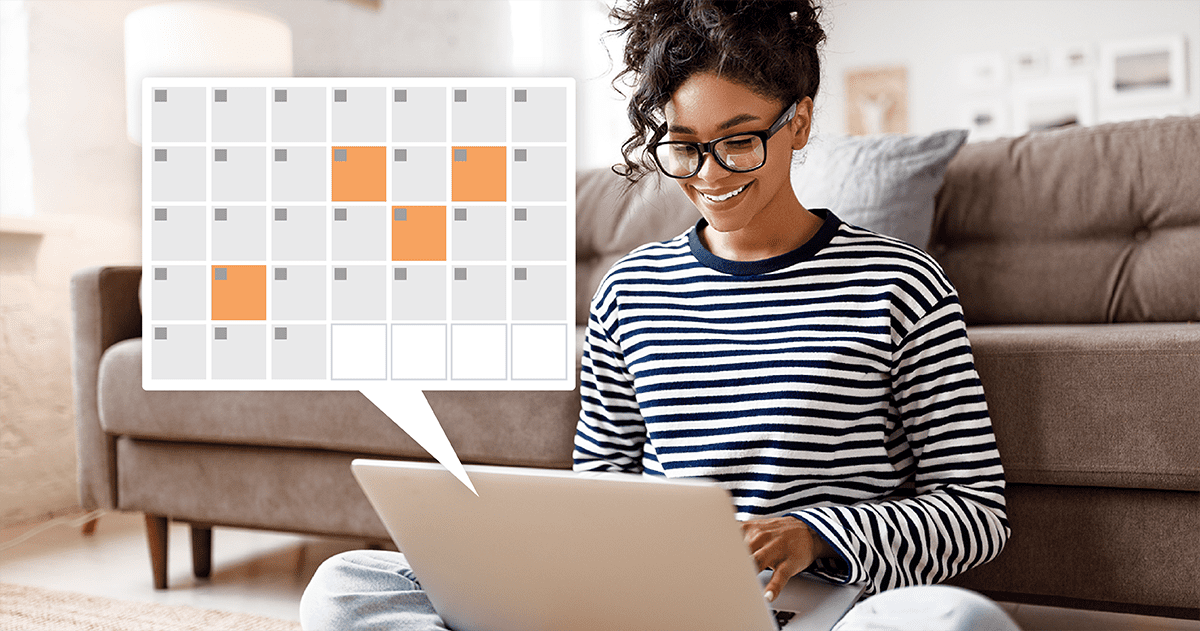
[351,459,866,631]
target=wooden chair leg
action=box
[190,525,212,579]
[81,517,99,536]
[144,514,169,590]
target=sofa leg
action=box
[144,514,169,590]
[191,525,212,579]
[81,517,99,536]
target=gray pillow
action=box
[790,129,969,249]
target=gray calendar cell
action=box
[512,146,567,202]
[272,265,326,320]
[151,324,205,379]
[392,87,446,142]
[212,87,266,142]
[512,87,567,143]
[451,265,506,321]
[211,324,266,379]
[391,146,446,202]
[333,87,386,143]
[151,147,205,202]
[332,265,387,321]
[272,147,326,202]
[392,265,447,321]
[151,206,205,261]
[512,265,567,321]
[451,206,506,261]
[212,206,266,261]
[150,265,207,320]
[332,206,387,260]
[451,87,506,143]
[150,87,205,142]
[272,87,327,142]
[271,324,326,379]
[272,206,326,261]
[512,205,567,261]
[213,147,266,202]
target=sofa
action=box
[72,115,1199,618]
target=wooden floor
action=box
[1,509,1197,630]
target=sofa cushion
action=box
[969,322,1200,491]
[97,330,587,468]
[931,116,1200,325]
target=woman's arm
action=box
[572,313,647,473]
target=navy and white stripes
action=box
[573,209,1009,595]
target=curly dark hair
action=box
[609,0,826,183]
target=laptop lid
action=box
[351,459,863,631]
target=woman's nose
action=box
[694,150,731,183]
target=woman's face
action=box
[662,72,811,236]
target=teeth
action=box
[701,183,748,202]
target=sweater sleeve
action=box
[572,308,646,474]
[788,294,1010,595]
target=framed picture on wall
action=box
[1012,76,1095,134]
[1099,35,1188,105]
[961,100,1009,142]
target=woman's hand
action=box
[741,516,835,602]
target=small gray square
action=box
[155,89,167,102]
[514,208,527,221]
[155,149,167,162]
[454,207,467,221]
[514,149,527,162]
[275,327,287,340]
[214,149,227,162]
[154,208,168,221]
[514,89,527,102]
[215,267,227,281]
[454,148,467,162]
[275,89,287,102]
[275,208,288,221]
[214,89,227,102]
[514,267,527,281]
[275,267,287,281]
[394,149,407,162]
[335,267,347,281]
[154,267,167,281]
[335,208,347,221]
[454,267,467,281]
[335,89,347,102]
[454,89,467,102]
[335,149,347,162]
[214,208,228,221]
[394,208,407,221]
[395,89,407,102]
[275,149,287,162]
[394,267,407,281]
[214,327,227,340]
[155,327,168,340]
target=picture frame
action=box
[1012,76,1095,134]
[957,53,1007,92]
[1012,48,1048,80]
[1098,35,1188,105]
[961,100,1009,142]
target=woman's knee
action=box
[835,584,1020,631]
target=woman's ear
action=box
[791,97,814,151]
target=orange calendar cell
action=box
[392,206,446,261]
[451,146,506,202]
[332,146,386,202]
[212,265,266,320]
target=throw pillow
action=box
[790,129,969,249]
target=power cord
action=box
[0,509,108,553]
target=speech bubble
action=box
[140,77,576,494]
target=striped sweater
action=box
[572,209,1010,595]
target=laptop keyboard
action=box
[773,610,796,628]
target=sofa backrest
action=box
[575,168,699,324]
[930,115,1200,325]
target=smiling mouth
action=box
[699,183,750,203]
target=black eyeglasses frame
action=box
[649,101,799,179]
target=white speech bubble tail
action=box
[359,386,478,496]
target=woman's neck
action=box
[700,191,824,262]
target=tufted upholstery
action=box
[930,116,1200,325]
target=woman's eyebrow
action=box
[667,112,763,135]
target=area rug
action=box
[0,583,301,631]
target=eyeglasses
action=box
[650,102,798,179]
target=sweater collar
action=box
[687,208,841,276]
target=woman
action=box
[301,1,1014,629]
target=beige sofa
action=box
[72,115,1199,618]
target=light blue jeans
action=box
[299,550,1022,631]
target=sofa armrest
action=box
[71,265,142,510]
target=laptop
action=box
[351,459,866,631]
